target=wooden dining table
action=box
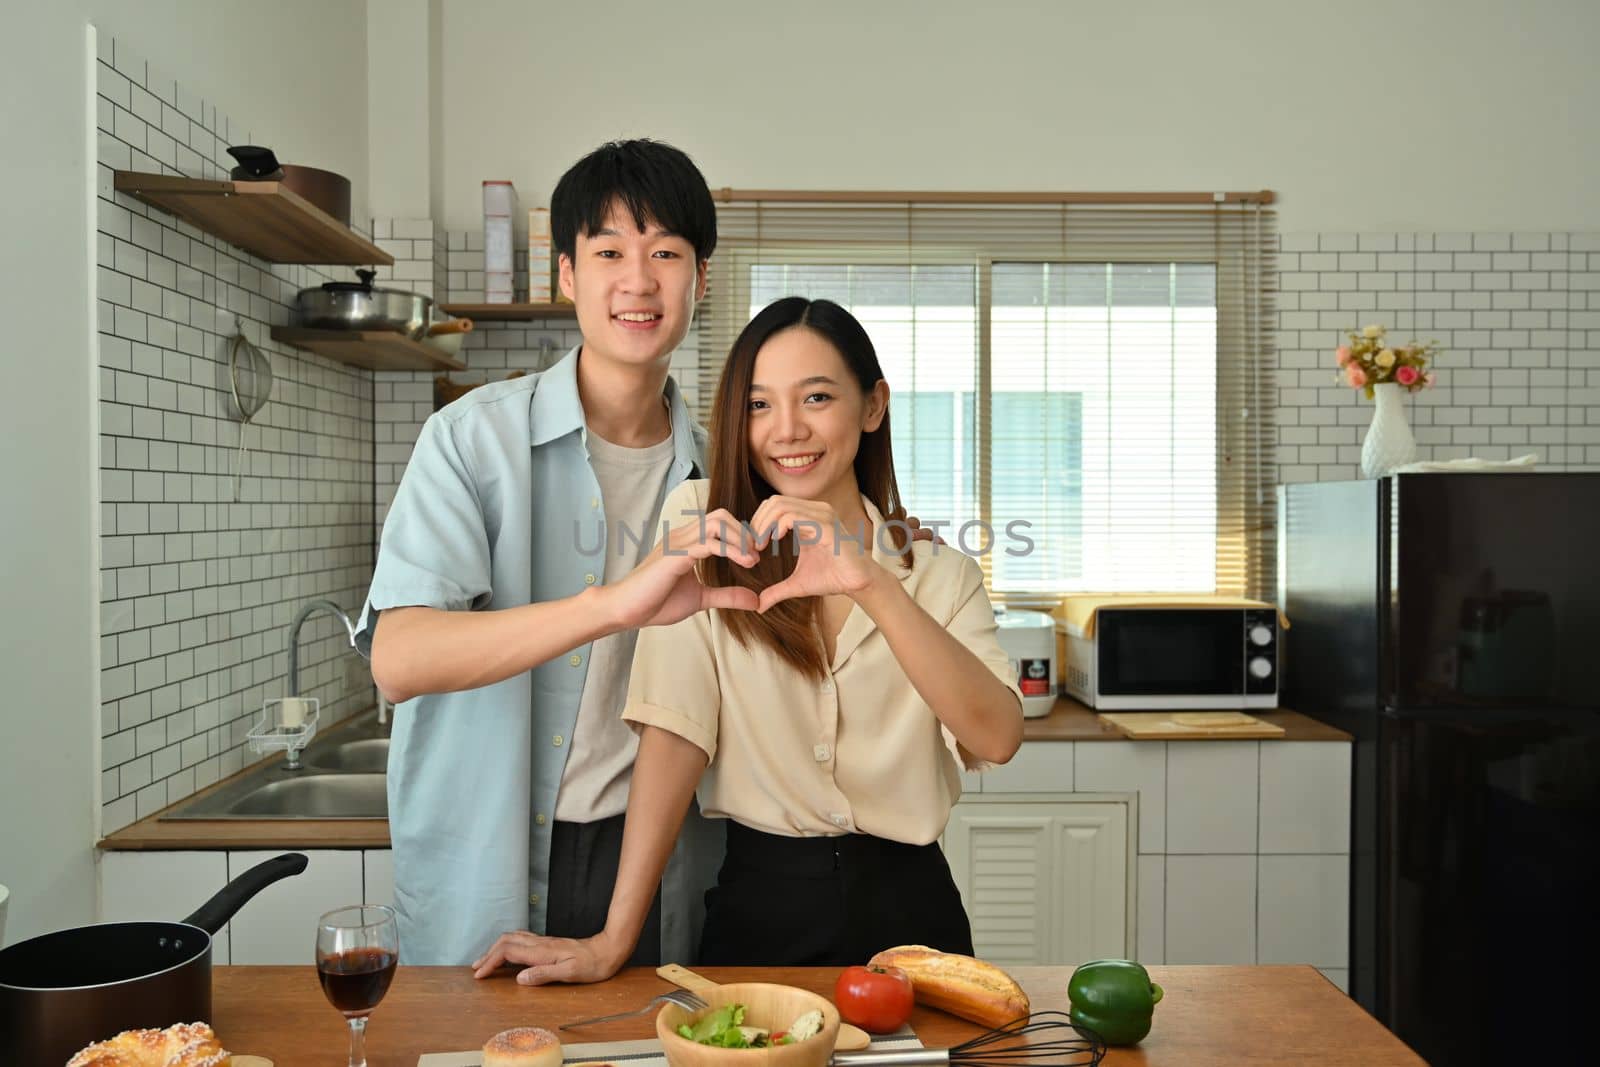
[209,963,1423,1066]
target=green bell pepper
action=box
[1067,959,1164,1046]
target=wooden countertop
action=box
[99,699,1347,851]
[210,964,1422,1066]
[1021,697,1350,742]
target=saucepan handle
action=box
[183,853,309,933]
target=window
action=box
[702,200,1276,601]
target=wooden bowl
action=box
[656,983,840,1067]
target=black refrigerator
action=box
[1278,473,1600,1066]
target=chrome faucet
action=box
[283,599,357,769]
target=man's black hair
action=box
[550,139,717,263]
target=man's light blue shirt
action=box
[355,346,719,965]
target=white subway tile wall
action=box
[96,38,376,834]
[1275,231,1600,481]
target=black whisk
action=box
[831,1011,1105,1067]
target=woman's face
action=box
[746,326,887,500]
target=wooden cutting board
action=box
[418,1029,924,1066]
[419,1036,661,1067]
[1099,710,1286,739]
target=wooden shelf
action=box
[270,328,465,372]
[114,171,393,266]
[438,301,576,321]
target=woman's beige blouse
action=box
[622,479,1024,846]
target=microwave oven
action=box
[1061,605,1279,710]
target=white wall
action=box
[0,0,366,944]
[367,0,433,219]
[434,0,1599,233]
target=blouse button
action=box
[830,813,850,829]
[813,744,831,762]
[553,735,564,747]
[584,573,596,585]
[569,654,582,667]
[820,680,835,694]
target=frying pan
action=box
[0,852,307,1065]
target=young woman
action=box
[472,297,1023,983]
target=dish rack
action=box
[247,697,320,769]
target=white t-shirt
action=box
[554,426,678,822]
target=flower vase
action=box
[1360,382,1417,478]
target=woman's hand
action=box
[601,508,761,629]
[471,927,630,986]
[749,496,886,612]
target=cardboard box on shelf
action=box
[528,207,553,301]
[482,181,526,296]
[485,269,515,304]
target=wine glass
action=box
[316,904,399,1067]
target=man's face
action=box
[558,201,708,369]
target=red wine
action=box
[318,947,397,1014]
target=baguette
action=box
[868,945,1030,1028]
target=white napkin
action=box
[1392,453,1539,473]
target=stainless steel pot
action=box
[294,269,434,338]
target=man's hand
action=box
[471,928,629,986]
[600,508,761,630]
[904,514,946,545]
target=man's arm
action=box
[370,592,612,704]
[370,508,759,703]
[470,725,708,984]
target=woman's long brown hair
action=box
[703,297,913,680]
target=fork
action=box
[559,987,709,1030]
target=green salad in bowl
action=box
[676,1003,825,1049]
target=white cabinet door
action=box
[944,798,1130,966]
[226,850,363,965]
[100,851,231,963]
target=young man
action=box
[356,140,759,975]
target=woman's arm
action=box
[470,725,708,984]
[852,568,1024,766]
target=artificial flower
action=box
[1332,323,1441,399]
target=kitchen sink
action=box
[225,774,387,817]
[304,738,390,773]
[161,711,391,820]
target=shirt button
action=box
[830,813,850,829]
[569,654,582,667]
[584,573,596,585]
[535,813,547,825]
[529,893,540,905]
[813,744,831,762]
[821,681,835,694]
[553,735,564,747]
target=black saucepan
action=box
[0,852,307,1066]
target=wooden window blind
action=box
[696,194,1277,603]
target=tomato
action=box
[835,964,915,1034]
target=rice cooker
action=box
[994,608,1056,718]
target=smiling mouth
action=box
[772,453,822,472]
[613,311,662,325]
